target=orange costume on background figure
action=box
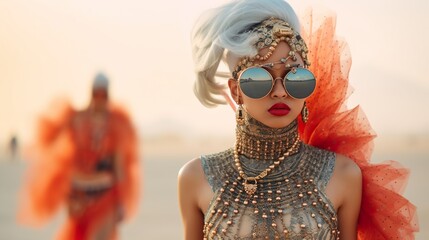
[19,74,140,240]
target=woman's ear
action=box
[228,78,240,103]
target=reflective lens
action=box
[239,67,273,99]
[238,67,316,99]
[284,68,316,99]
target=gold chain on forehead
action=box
[232,18,310,79]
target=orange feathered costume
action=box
[298,9,419,239]
[19,100,140,240]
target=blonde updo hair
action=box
[191,0,300,107]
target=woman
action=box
[178,0,418,239]
[19,73,140,240]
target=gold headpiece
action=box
[232,18,310,79]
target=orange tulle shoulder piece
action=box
[298,8,419,239]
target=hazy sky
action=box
[1,0,428,145]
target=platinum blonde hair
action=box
[191,0,300,107]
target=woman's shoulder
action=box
[179,149,233,190]
[305,144,360,172]
[329,153,362,201]
[179,149,233,176]
[304,144,361,186]
[178,157,204,182]
[334,153,361,178]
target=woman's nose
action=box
[270,78,288,98]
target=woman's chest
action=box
[203,176,338,240]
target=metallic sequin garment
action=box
[201,117,339,239]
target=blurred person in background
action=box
[178,0,418,239]
[19,73,140,240]
[9,134,19,160]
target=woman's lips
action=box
[268,103,291,116]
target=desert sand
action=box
[0,134,427,239]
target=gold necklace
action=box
[234,135,301,195]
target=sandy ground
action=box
[0,134,427,239]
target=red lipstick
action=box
[268,103,291,116]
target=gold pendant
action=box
[244,179,257,195]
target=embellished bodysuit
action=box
[201,116,339,239]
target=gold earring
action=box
[302,102,309,123]
[236,104,245,126]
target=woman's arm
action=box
[178,158,206,240]
[336,155,362,240]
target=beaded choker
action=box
[235,111,301,195]
[235,111,300,161]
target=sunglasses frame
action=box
[237,66,316,100]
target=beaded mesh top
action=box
[201,116,339,239]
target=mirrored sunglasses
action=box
[238,67,316,99]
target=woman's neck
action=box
[235,110,299,160]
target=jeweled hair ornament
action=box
[232,18,310,79]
